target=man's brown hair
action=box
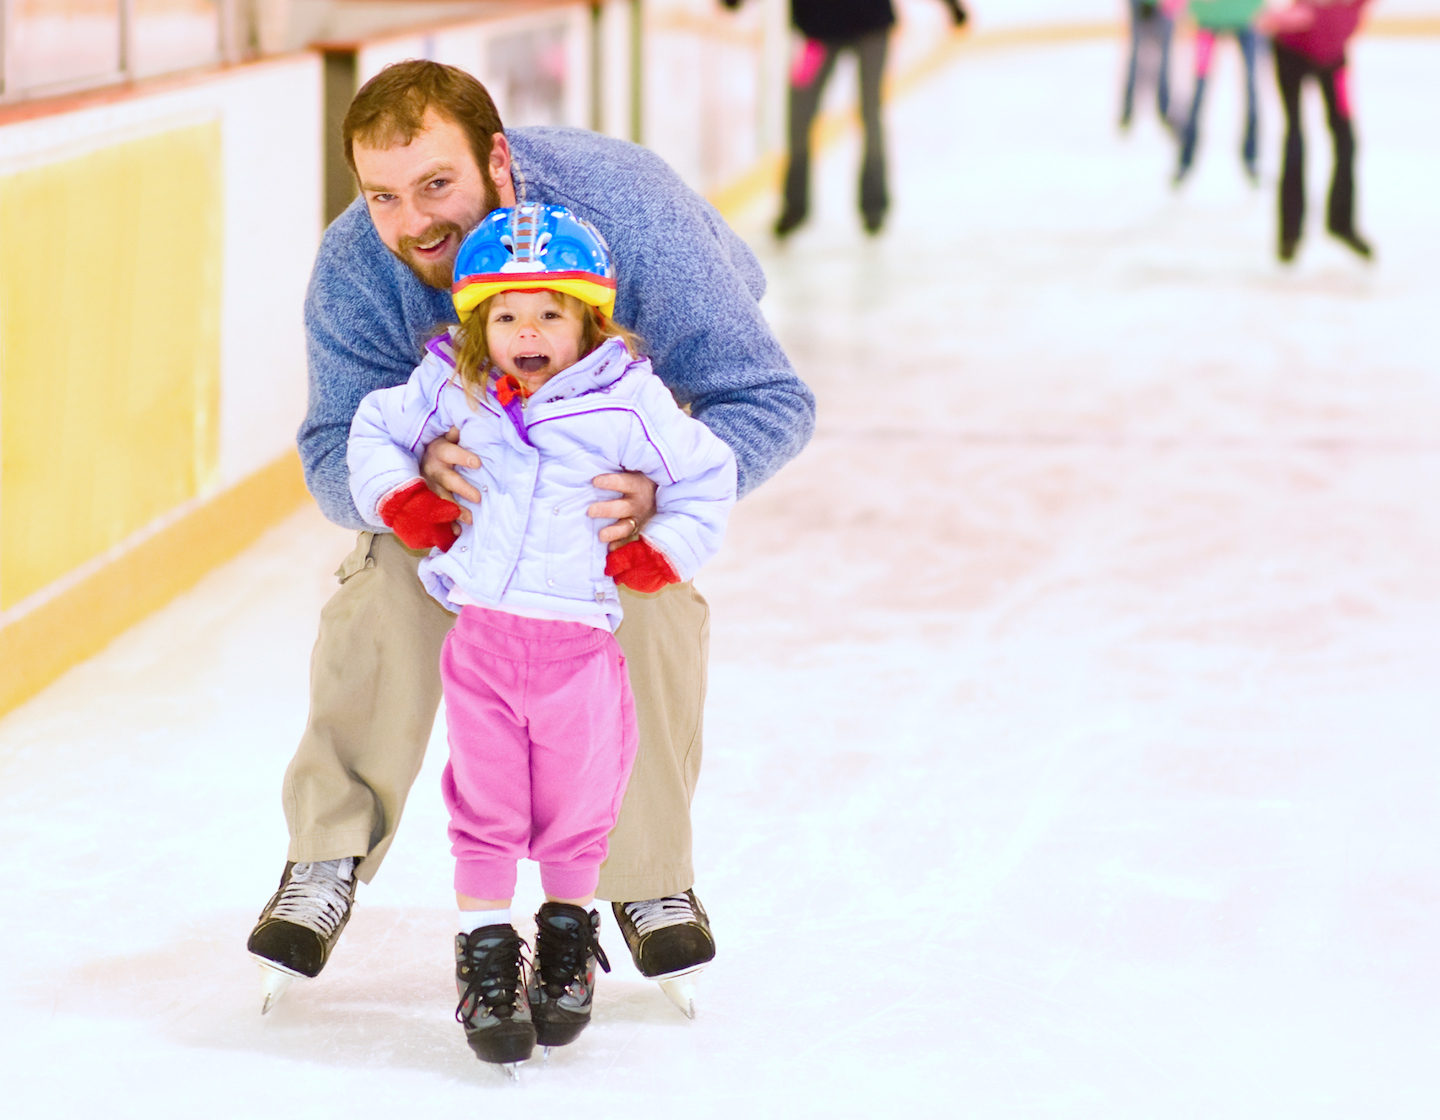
[343,60,505,177]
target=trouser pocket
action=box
[335,531,377,584]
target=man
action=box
[246,60,814,1015]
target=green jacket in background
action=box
[1188,0,1263,30]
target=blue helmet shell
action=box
[452,203,617,320]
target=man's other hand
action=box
[420,426,480,524]
[590,472,659,545]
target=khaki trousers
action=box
[282,531,710,901]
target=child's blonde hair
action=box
[451,290,644,406]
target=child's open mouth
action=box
[515,355,549,373]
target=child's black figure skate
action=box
[529,902,611,1049]
[455,924,535,1075]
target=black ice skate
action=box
[247,857,357,1013]
[611,890,715,1018]
[528,902,611,1049]
[455,924,535,1076]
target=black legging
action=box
[779,28,890,230]
[1275,42,1357,247]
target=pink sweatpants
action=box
[440,606,639,902]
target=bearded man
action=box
[246,60,814,1015]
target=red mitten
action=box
[604,537,681,594]
[377,478,462,552]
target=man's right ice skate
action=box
[246,857,357,1013]
[612,890,715,1018]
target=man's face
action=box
[353,110,502,289]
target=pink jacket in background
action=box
[1274,0,1371,66]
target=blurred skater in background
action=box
[1120,0,1178,132]
[1260,0,1373,261]
[1173,0,1264,184]
[722,0,968,238]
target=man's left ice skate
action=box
[529,902,611,1052]
[612,890,715,1018]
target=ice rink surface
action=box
[3,32,1439,1120]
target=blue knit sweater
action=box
[300,126,815,530]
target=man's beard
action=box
[392,173,502,290]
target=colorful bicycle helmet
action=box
[451,203,617,321]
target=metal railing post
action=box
[629,0,642,144]
[119,0,136,79]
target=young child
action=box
[346,203,736,1072]
[1260,0,1373,261]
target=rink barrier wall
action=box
[0,54,321,717]
[0,451,309,715]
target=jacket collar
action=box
[521,336,635,407]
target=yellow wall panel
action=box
[0,121,222,610]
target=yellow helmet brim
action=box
[452,272,617,322]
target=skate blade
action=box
[658,975,699,1019]
[500,1062,523,1082]
[255,960,300,1015]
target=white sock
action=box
[459,909,512,934]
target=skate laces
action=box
[457,926,527,1020]
[536,910,611,997]
[267,858,356,936]
[621,894,700,936]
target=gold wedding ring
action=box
[621,516,638,537]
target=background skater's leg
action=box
[1176,29,1216,183]
[1238,26,1260,180]
[1274,43,1307,260]
[856,27,892,233]
[1319,62,1369,258]
[777,38,839,237]
[1121,0,1144,128]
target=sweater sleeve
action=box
[627,205,815,501]
[515,130,816,498]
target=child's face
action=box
[484,289,585,391]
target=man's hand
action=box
[420,427,480,525]
[590,472,658,546]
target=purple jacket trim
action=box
[424,336,457,366]
[406,378,449,456]
[498,392,534,447]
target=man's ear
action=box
[489,132,517,207]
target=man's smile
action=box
[398,223,463,262]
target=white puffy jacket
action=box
[348,335,737,627]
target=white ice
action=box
[3,34,1439,1119]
